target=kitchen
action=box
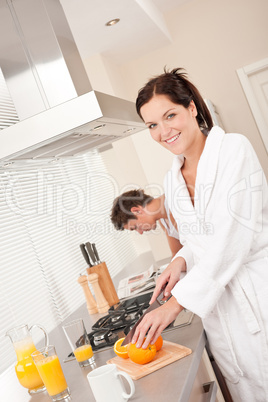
[1,0,268,401]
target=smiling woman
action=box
[131,67,268,402]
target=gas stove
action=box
[64,292,194,361]
[86,292,153,352]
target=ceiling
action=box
[60,0,191,64]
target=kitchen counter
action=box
[1,305,206,402]
[1,256,208,401]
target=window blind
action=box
[0,149,139,374]
[0,68,19,130]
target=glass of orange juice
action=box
[32,345,70,401]
[62,319,95,368]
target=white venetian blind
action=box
[0,68,19,130]
[0,149,139,374]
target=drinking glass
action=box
[32,345,70,401]
[62,318,95,367]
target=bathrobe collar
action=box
[195,126,225,214]
[169,126,226,218]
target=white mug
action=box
[87,364,135,402]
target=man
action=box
[110,189,182,257]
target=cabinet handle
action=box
[203,381,217,402]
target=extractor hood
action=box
[0,0,145,163]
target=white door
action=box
[237,58,268,153]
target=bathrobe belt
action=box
[228,266,261,334]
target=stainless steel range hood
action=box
[0,0,145,162]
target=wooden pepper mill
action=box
[87,272,109,314]
[77,275,98,314]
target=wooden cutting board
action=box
[106,341,192,380]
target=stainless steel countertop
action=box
[2,305,205,402]
[1,255,206,401]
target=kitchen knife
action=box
[85,242,97,265]
[92,243,100,263]
[121,291,166,346]
[79,243,92,267]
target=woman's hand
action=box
[132,296,183,348]
[150,257,186,304]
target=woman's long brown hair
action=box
[136,68,213,132]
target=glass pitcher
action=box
[6,324,49,394]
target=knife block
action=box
[86,262,119,307]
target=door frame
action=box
[236,57,268,152]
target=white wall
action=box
[83,53,130,99]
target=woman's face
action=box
[140,94,201,156]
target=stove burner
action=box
[92,311,137,331]
[108,292,153,314]
[110,312,137,323]
[93,330,111,342]
[89,329,118,350]
[93,330,115,345]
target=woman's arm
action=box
[172,137,267,318]
[150,257,186,304]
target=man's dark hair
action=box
[110,189,153,230]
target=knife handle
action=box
[79,244,92,267]
[85,242,97,265]
[92,243,100,263]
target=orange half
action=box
[128,342,156,364]
[114,338,129,359]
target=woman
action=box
[131,68,268,401]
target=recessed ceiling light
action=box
[123,128,136,134]
[92,124,106,131]
[105,18,120,27]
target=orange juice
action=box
[14,338,44,391]
[74,344,93,362]
[35,355,67,396]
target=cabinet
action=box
[188,349,225,402]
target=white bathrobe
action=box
[164,126,268,402]
[160,197,181,241]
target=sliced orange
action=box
[128,342,156,364]
[114,338,129,359]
